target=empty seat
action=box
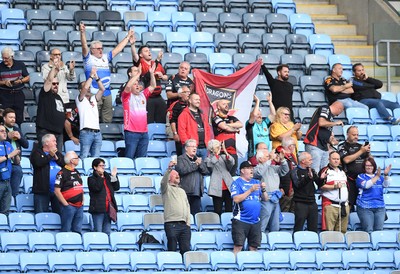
[75,252,104,272]
[309,34,335,58]
[157,251,186,271]
[28,231,56,252]
[266,13,290,35]
[289,13,315,36]
[243,12,267,36]
[103,251,131,272]
[219,12,244,37]
[208,53,235,76]
[238,33,263,56]
[237,251,264,271]
[319,231,347,250]
[172,11,196,35]
[20,253,49,273]
[190,31,215,55]
[195,212,223,231]
[9,212,36,231]
[268,231,295,250]
[195,12,220,34]
[210,250,238,270]
[117,212,145,231]
[214,32,239,55]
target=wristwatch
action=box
[173,132,178,135]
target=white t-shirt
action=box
[76,94,100,130]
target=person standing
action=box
[356,157,391,233]
[0,124,20,215]
[290,152,322,233]
[213,99,243,174]
[303,101,344,172]
[260,58,293,120]
[36,66,65,152]
[246,94,275,159]
[178,93,211,160]
[319,151,350,233]
[231,161,268,255]
[54,151,84,233]
[122,64,156,160]
[42,48,76,105]
[175,139,209,215]
[205,139,235,216]
[0,47,30,125]
[76,67,105,159]
[30,134,64,214]
[3,108,28,198]
[166,61,194,107]
[270,107,302,151]
[88,158,119,235]
[162,161,191,255]
[80,23,133,123]
[338,126,370,211]
[254,147,289,232]
[279,137,298,213]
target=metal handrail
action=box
[375,39,400,92]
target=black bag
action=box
[340,203,347,217]
[137,231,160,249]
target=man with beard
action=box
[246,94,276,159]
[166,61,194,107]
[338,126,370,211]
[260,58,293,120]
[178,93,210,160]
[213,99,243,175]
[169,85,190,156]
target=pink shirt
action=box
[122,88,151,132]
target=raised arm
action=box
[43,62,60,92]
[129,28,139,63]
[112,29,134,58]
[80,22,89,57]
[248,95,260,124]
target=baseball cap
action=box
[239,161,253,170]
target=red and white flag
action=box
[193,60,261,157]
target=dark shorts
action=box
[231,218,261,248]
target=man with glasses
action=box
[36,64,66,152]
[338,126,370,211]
[54,151,84,233]
[279,137,298,212]
[80,22,134,123]
[166,61,194,108]
[0,124,20,215]
[0,47,30,125]
[42,48,76,105]
[76,67,105,159]
[175,139,209,215]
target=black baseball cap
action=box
[240,161,253,170]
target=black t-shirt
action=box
[36,87,65,134]
[0,60,29,92]
[191,109,205,148]
[304,106,333,151]
[338,141,368,180]
[212,115,239,155]
[324,76,351,104]
[63,102,80,141]
[165,74,194,107]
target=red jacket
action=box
[178,107,211,146]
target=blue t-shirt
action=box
[46,152,62,193]
[356,173,386,209]
[231,177,262,224]
[0,141,13,181]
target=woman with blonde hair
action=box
[205,139,235,215]
[270,107,302,151]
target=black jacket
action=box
[290,166,322,204]
[88,171,120,214]
[5,125,29,151]
[30,143,64,194]
[175,153,208,196]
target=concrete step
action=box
[331,35,368,45]
[334,45,374,56]
[296,4,338,15]
[311,14,348,24]
[315,24,357,36]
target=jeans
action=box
[164,221,191,255]
[305,144,329,173]
[79,129,102,158]
[360,98,400,119]
[34,193,61,215]
[357,206,386,233]
[10,164,23,197]
[294,202,318,233]
[196,148,208,161]
[260,200,280,233]
[338,98,369,110]
[97,95,113,123]
[187,195,201,216]
[124,131,149,159]
[60,204,83,233]
[0,180,11,215]
[92,213,111,235]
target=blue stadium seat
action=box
[345,231,372,249]
[243,12,267,36]
[195,212,223,231]
[268,231,296,250]
[55,232,84,251]
[20,253,49,273]
[130,251,158,271]
[0,213,9,232]
[300,75,324,93]
[75,251,104,272]
[289,250,318,270]
[315,250,343,270]
[391,125,400,141]
[215,231,234,250]
[370,230,398,250]
[190,31,215,55]
[319,231,347,250]
[147,10,172,34]
[220,212,232,231]
[303,92,327,107]
[166,32,191,56]
[28,231,56,252]
[266,13,291,35]
[208,53,235,76]
[369,108,393,124]
[304,54,329,78]
[384,158,400,175]
[294,231,322,250]
[341,250,369,270]
[117,212,145,231]
[104,251,132,272]
[64,140,80,155]
[100,140,117,157]
[82,232,111,251]
[201,193,214,212]
[299,107,317,124]
[35,212,61,231]
[122,194,150,212]
[272,0,296,17]
[20,156,33,174]
[9,212,36,231]
[210,250,238,270]
[0,253,20,272]
[135,157,162,175]
[147,140,168,157]
[237,251,264,271]
[48,252,76,272]
[191,231,218,251]
[110,157,136,175]
[0,28,20,51]
[148,123,168,140]
[289,13,315,36]
[369,141,389,157]
[383,211,400,229]
[309,34,335,59]
[157,251,186,271]
[368,250,396,269]
[263,250,291,270]
[395,250,400,269]
[110,231,139,251]
[1,232,29,252]
[346,108,372,124]
[1,8,27,31]
[172,11,196,34]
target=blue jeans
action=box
[92,213,111,235]
[357,206,385,233]
[124,131,149,159]
[60,204,83,233]
[305,144,329,173]
[360,98,400,119]
[34,193,61,215]
[338,98,369,110]
[260,200,280,233]
[79,129,102,159]
[196,148,208,161]
[164,221,191,255]
[0,180,11,215]
[10,164,22,198]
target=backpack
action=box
[137,231,160,249]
